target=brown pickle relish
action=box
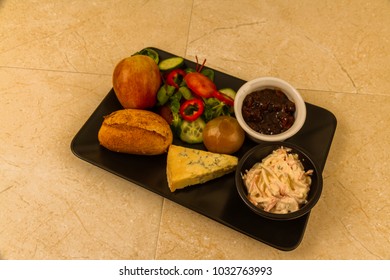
[241,88,296,135]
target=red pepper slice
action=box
[166,69,186,89]
[212,90,234,106]
[179,98,204,122]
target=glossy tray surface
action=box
[71,48,337,251]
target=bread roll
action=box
[98,109,173,155]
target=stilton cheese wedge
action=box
[166,145,238,192]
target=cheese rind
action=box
[166,145,238,192]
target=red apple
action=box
[113,55,161,109]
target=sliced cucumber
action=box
[158,57,184,71]
[219,88,237,100]
[180,118,206,144]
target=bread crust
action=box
[98,109,173,155]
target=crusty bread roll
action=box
[98,109,173,155]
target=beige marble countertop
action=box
[1,0,389,260]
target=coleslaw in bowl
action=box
[235,142,323,220]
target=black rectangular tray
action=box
[71,48,337,251]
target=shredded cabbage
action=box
[242,147,313,214]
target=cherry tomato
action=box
[157,105,173,125]
[184,72,216,98]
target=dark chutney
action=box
[241,88,296,135]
